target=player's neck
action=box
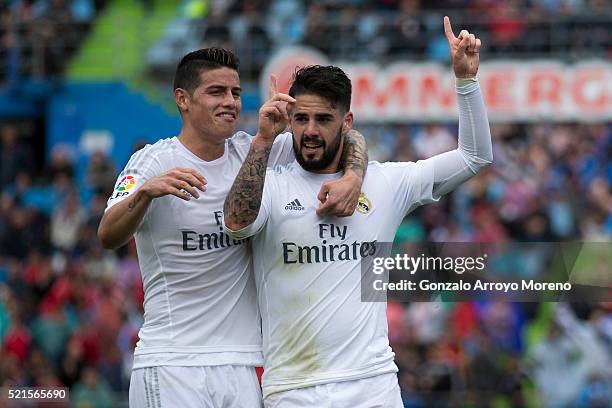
[178,129,225,161]
[308,162,341,174]
[307,144,344,174]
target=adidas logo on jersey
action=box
[285,199,305,211]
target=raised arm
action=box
[425,17,492,198]
[223,138,272,231]
[224,76,294,231]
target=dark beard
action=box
[293,128,343,172]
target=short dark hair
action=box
[288,65,352,113]
[173,48,239,93]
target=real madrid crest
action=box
[356,193,372,215]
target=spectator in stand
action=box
[58,335,86,388]
[413,124,456,159]
[51,190,87,252]
[46,146,75,183]
[71,365,115,407]
[0,124,33,190]
[86,150,116,195]
[530,321,585,406]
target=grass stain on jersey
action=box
[281,329,321,377]
[275,296,321,378]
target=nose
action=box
[304,119,318,137]
[222,90,237,109]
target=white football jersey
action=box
[227,160,439,397]
[105,132,294,369]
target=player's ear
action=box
[174,88,190,113]
[342,111,354,134]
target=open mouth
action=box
[302,143,323,156]
[217,112,236,121]
[302,140,324,149]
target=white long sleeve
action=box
[425,78,493,198]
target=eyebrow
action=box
[294,112,335,119]
[205,85,242,93]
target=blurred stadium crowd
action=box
[0,0,108,82]
[3,0,610,82]
[149,0,611,78]
[1,0,611,407]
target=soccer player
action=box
[97,48,368,407]
[223,18,492,407]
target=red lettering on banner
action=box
[483,71,516,112]
[419,74,455,109]
[527,71,563,107]
[353,74,410,110]
[352,76,376,109]
[262,47,612,121]
[572,68,607,112]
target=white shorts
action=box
[129,365,262,408]
[264,373,403,408]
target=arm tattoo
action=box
[128,194,142,212]
[341,129,368,179]
[224,143,271,229]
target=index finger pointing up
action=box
[443,16,456,42]
[269,74,278,100]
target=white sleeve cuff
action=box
[455,77,480,95]
[223,219,256,241]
